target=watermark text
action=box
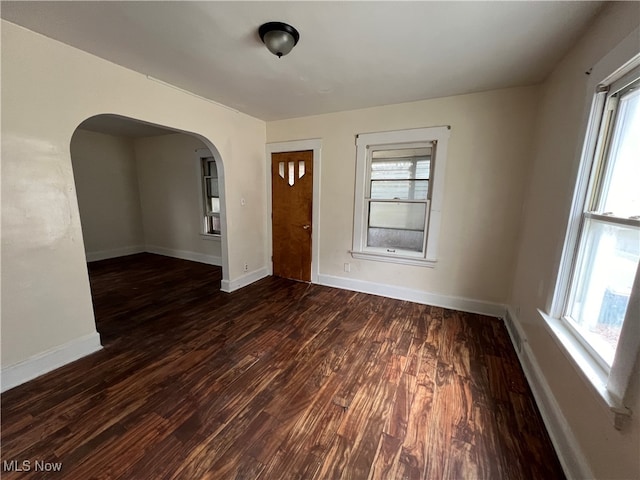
[2,459,63,472]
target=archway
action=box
[70,114,230,343]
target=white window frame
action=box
[196,148,222,240]
[351,126,450,266]
[543,53,640,430]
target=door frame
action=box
[266,139,322,283]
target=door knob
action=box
[302,224,311,230]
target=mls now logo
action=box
[3,460,63,472]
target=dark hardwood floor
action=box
[1,253,565,479]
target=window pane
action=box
[367,202,426,252]
[568,217,640,365]
[204,158,217,177]
[368,202,426,230]
[367,227,424,252]
[208,197,220,214]
[370,180,429,200]
[288,161,295,186]
[206,177,219,198]
[371,158,430,179]
[601,88,640,218]
[205,214,221,235]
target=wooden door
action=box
[271,150,313,282]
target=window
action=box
[565,75,640,369]
[352,126,450,266]
[548,59,639,426]
[201,156,221,235]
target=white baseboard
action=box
[1,332,102,393]
[145,245,222,266]
[86,245,145,262]
[221,267,270,293]
[316,273,506,317]
[504,307,594,480]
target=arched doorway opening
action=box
[70,114,229,345]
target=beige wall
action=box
[134,133,222,261]
[267,86,540,304]
[70,129,145,257]
[1,20,266,368]
[70,129,222,263]
[510,2,640,479]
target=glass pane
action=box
[367,227,424,252]
[203,158,217,177]
[568,217,640,365]
[206,178,219,198]
[368,202,426,231]
[208,197,220,214]
[371,180,428,200]
[601,88,640,218]
[288,161,295,186]
[299,160,306,178]
[205,214,221,235]
[371,156,430,181]
[278,161,285,179]
[367,201,426,252]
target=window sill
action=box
[200,233,221,242]
[350,250,436,267]
[538,309,631,429]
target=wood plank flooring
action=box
[1,253,565,479]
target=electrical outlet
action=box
[344,263,351,272]
[243,263,249,272]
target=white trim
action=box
[350,250,436,267]
[199,233,222,242]
[352,126,451,263]
[220,267,269,293]
[608,264,640,408]
[86,245,145,262]
[550,85,605,317]
[265,139,322,283]
[504,306,527,353]
[145,245,222,266]
[503,310,595,480]
[1,332,102,393]
[539,310,632,424]
[317,273,505,317]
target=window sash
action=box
[564,214,639,370]
[362,143,433,255]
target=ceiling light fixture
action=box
[259,22,300,58]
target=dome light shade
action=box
[259,22,300,58]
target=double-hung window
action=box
[565,73,639,368]
[201,156,221,236]
[548,60,639,427]
[352,126,450,266]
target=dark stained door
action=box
[271,150,313,282]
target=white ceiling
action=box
[2,1,604,121]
